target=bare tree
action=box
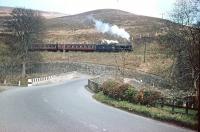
[167,0,200,93]
[114,49,129,80]
[0,43,11,83]
[4,8,44,77]
[168,0,199,129]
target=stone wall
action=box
[88,79,101,93]
[27,62,171,89]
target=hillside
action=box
[0,8,174,78]
[45,9,169,43]
[0,7,169,43]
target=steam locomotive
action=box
[29,43,133,52]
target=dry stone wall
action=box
[27,62,171,89]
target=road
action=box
[0,74,194,132]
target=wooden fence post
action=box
[161,98,164,108]
[185,97,189,114]
[172,98,175,113]
[4,80,6,85]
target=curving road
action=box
[0,74,194,132]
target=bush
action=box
[124,87,138,103]
[102,80,137,100]
[137,88,162,106]
[101,80,120,97]
[112,83,132,100]
[102,80,163,106]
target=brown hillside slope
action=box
[45,9,169,43]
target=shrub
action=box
[101,80,120,97]
[137,88,162,106]
[112,83,131,100]
[102,80,163,107]
[102,80,136,101]
[124,87,138,103]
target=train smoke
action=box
[88,16,130,40]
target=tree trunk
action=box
[22,62,26,77]
[198,88,200,132]
[195,75,200,132]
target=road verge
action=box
[93,91,197,130]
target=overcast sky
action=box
[0,0,175,18]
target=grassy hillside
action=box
[0,7,169,43]
[45,9,169,43]
[39,42,173,78]
[0,8,174,77]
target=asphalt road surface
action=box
[0,74,195,132]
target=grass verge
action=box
[93,91,197,130]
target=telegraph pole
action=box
[144,40,146,63]
[143,33,149,63]
[62,43,66,59]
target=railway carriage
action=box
[58,44,95,52]
[29,43,132,52]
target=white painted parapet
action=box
[28,79,32,86]
[18,81,21,86]
[28,75,55,87]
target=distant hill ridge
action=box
[0,6,67,18]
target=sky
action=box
[0,0,175,18]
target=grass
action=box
[36,42,173,77]
[161,106,197,115]
[0,73,53,86]
[0,75,28,86]
[94,91,198,130]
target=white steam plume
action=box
[88,16,130,40]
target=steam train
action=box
[29,43,133,52]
